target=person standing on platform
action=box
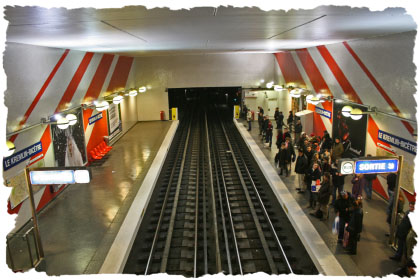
[247,109,252,131]
[258,112,264,135]
[363,154,377,200]
[310,172,332,220]
[346,196,363,255]
[297,132,307,150]
[284,137,295,176]
[320,131,333,154]
[277,111,284,130]
[351,174,366,199]
[266,120,273,148]
[334,191,353,244]
[331,137,344,163]
[304,145,314,167]
[258,106,264,115]
[386,192,405,236]
[276,143,289,176]
[276,127,284,150]
[274,107,280,128]
[295,149,308,193]
[262,115,269,139]
[306,162,322,209]
[243,104,248,120]
[390,201,415,262]
[287,111,294,129]
[294,120,303,146]
[282,127,291,141]
[387,172,397,199]
[331,160,345,205]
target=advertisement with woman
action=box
[51,108,87,167]
[332,101,368,158]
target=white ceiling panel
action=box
[5,5,416,57]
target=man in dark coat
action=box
[346,198,363,254]
[284,137,295,176]
[295,149,308,193]
[258,112,264,135]
[282,127,291,140]
[287,111,294,128]
[294,120,303,145]
[320,131,333,153]
[331,160,346,204]
[390,201,415,261]
[262,115,269,139]
[334,191,354,243]
[277,111,284,129]
[306,162,322,209]
[310,172,332,220]
[274,107,280,128]
[386,173,397,198]
[275,143,289,176]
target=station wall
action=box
[274,31,417,201]
[3,42,136,228]
[133,53,280,120]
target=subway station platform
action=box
[13,121,173,275]
[237,118,400,276]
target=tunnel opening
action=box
[168,87,242,120]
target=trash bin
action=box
[160,110,165,120]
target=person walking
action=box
[346,197,364,254]
[295,149,308,193]
[275,143,289,176]
[247,109,252,131]
[334,191,354,244]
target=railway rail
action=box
[123,105,317,276]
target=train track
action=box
[123,105,317,276]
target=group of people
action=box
[243,104,416,273]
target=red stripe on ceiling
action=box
[56,52,95,112]
[343,41,414,135]
[83,54,115,104]
[296,49,333,123]
[317,46,363,104]
[106,56,134,93]
[316,45,392,154]
[274,52,306,86]
[9,49,70,143]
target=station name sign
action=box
[89,112,103,125]
[378,130,416,155]
[315,107,331,119]
[3,141,43,171]
[338,157,399,175]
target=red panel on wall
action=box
[307,103,327,137]
[274,52,306,86]
[85,110,109,154]
[106,56,134,93]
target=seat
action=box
[101,141,112,150]
[89,150,103,160]
[100,142,112,152]
[93,147,106,157]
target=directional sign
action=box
[354,159,399,174]
[338,159,355,175]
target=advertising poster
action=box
[51,107,87,167]
[107,103,122,141]
[332,101,368,158]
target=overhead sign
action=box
[354,158,399,174]
[29,167,91,185]
[338,159,355,175]
[3,142,43,171]
[89,112,103,125]
[378,130,416,155]
[315,107,332,119]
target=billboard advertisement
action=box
[332,100,368,158]
[51,107,87,167]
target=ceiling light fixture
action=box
[129,89,138,96]
[290,89,302,98]
[113,95,123,104]
[65,114,77,125]
[274,85,283,91]
[57,117,70,130]
[95,100,110,111]
[5,140,16,157]
[139,86,147,93]
[341,105,353,117]
[350,108,363,120]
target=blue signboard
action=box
[315,107,331,119]
[354,159,399,174]
[3,142,43,171]
[378,130,416,155]
[89,112,103,125]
